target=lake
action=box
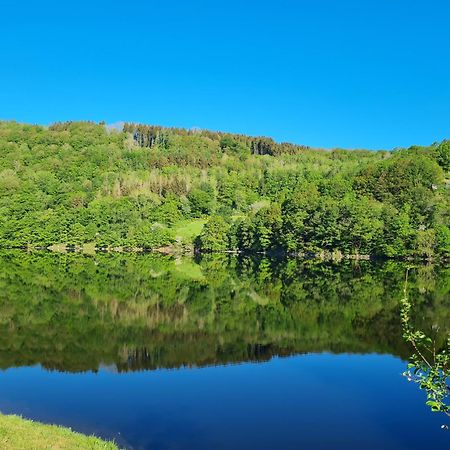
[0,251,448,449]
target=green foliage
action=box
[401,272,449,422]
[187,185,215,216]
[219,135,238,152]
[355,152,443,207]
[126,222,174,248]
[435,140,450,172]
[0,120,449,258]
[196,216,230,251]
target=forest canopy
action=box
[0,120,449,258]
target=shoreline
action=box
[1,244,449,263]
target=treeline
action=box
[0,120,449,258]
[123,122,311,156]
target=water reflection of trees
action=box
[0,251,448,373]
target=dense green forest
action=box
[0,251,448,372]
[0,121,449,258]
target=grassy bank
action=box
[0,414,118,450]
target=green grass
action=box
[172,219,207,243]
[0,414,119,450]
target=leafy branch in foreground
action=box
[400,270,450,425]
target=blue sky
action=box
[1,0,449,149]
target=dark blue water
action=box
[0,354,448,449]
[0,251,448,448]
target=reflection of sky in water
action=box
[0,354,447,450]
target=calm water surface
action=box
[0,251,448,449]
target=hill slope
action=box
[0,121,448,258]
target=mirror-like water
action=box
[0,251,448,449]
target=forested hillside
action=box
[0,121,449,258]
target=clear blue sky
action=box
[1,0,449,149]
